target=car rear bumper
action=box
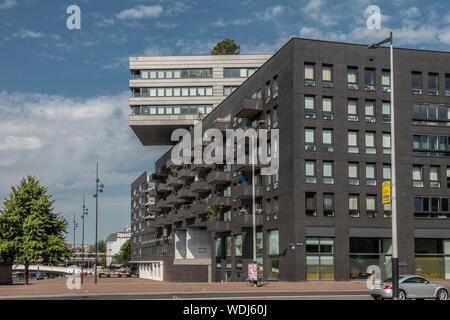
[370,288,393,299]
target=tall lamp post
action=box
[369,31,399,299]
[93,163,104,284]
[72,213,78,257]
[81,194,88,284]
[252,119,266,287]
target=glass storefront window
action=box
[306,238,334,280]
[415,256,444,279]
[226,236,232,257]
[269,257,279,280]
[235,235,242,257]
[268,230,279,255]
[350,255,380,280]
[215,238,222,257]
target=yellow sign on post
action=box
[382,181,391,204]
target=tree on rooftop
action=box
[0,176,71,284]
[211,38,240,55]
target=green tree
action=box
[0,176,71,284]
[115,239,130,265]
[95,240,106,253]
[99,252,106,267]
[211,38,240,55]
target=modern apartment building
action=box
[129,54,271,145]
[130,38,450,282]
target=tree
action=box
[0,176,72,284]
[115,239,130,265]
[99,253,106,267]
[211,38,240,55]
[94,240,106,253]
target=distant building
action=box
[106,227,131,266]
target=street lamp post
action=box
[72,213,78,257]
[81,194,88,284]
[252,120,266,287]
[93,163,104,285]
[369,31,399,299]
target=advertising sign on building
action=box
[382,181,391,204]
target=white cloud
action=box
[0,136,44,150]
[0,0,16,9]
[18,29,44,39]
[260,5,283,21]
[303,0,322,13]
[116,5,163,20]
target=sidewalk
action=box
[0,277,371,298]
[2,277,449,299]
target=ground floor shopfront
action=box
[212,230,450,282]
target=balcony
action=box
[146,187,158,197]
[191,202,209,214]
[156,183,172,193]
[177,188,196,199]
[207,171,232,185]
[147,204,161,213]
[167,176,183,187]
[233,99,263,118]
[210,119,232,132]
[207,220,232,232]
[233,185,263,200]
[191,181,213,193]
[166,159,183,170]
[190,163,214,172]
[177,207,196,219]
[233,155,264,172]
[232,213,264,227]
[177,168,195,180]
[166,194,185,205]
[190,215,208,228]
[210,195,233,207]
[156,199,174,209]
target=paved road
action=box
[7,290,371,300]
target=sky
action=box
[0,0,449,245]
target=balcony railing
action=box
[233,99,263,118]
[206,171,231,185]
[232,213,264,227]
[233,185,263,200]
[191,181,213,193]
[177,168,195,180]
[206,220,232,232]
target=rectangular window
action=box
[365,132,376,154]
[366,163,377,186]
[383,164,391,181]
[382,101,391,123]
[272,76,279,98]
[305,63,316,86]
[430,166,441,188]
[365,100,376,123]
[265,81,271,102]
[446,74,450,96]
[412,72,422,94]
[235,235,242,257]
[305,95,315,118]
[347,99,358,121]
[322,97,333,120]
[305,160,316,184]
[322,65,333,88]
[306,238,334,280]
[323,194,335,217]
[382,70,391,93]
[305,192,317,217]
[305,128,316,151]
[383,133,391,154]
[322,129,333,152]
[349,162,360,186]
[366,195,377,218]
[349,194,360,217]
[428,73,439,95]
[365,68,375,91]
[348,131,359,153]
[347,67,358,90]
[447,166,450,188]
[413,165,424,188]
[323,161,334,185]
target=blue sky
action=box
[0,0,449,244]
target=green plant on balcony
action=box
[207,202,225,222]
